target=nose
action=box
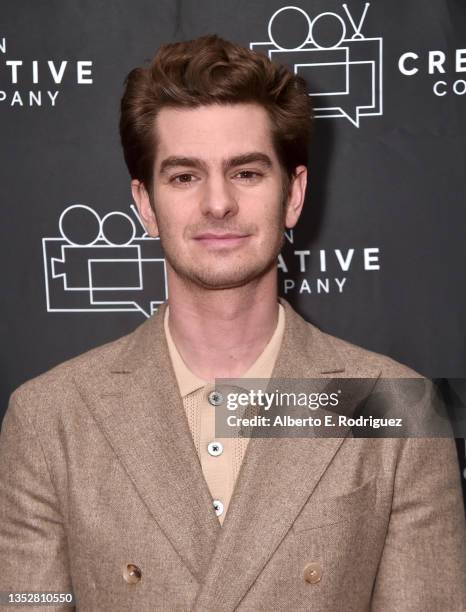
[200,174,239,219]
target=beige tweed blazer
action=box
[0,297,465,611]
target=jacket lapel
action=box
[192,298,365,611]
[72,302,221,583]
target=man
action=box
[0,35,465,611]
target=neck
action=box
[166,268,280,381]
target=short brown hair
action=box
[120,34,313,194]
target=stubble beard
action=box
[157,208,287,291]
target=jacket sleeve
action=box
[371,435,466,611]
[0,390,75,611]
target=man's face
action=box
[133,102,306,290]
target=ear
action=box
[284,165,307,229]
[131,179,159,238]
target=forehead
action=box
[153,103,276,163]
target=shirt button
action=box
[207,441,224,456]
[303,561,322,584]
[123,563,142,584]
[208,390,224,406]
[212,499,224,516]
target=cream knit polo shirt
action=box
[163,302,285,524]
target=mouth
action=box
[193,232,250,248]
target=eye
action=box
[170,173,197,185]
[234,170,263,181]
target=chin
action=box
[189,260,277,289]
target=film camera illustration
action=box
[250,3,382,127]
[42,204,167,318]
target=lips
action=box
[195,232,247,239]
[193,232,250,248]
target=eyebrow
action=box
[158,152,273,175]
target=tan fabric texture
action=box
[0,297,465,611]
[164,302,285,524]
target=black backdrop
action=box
[1,0,465,505]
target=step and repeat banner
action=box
[1,0,465,502]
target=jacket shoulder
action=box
[9,327,137,407]
[282,298,423,379]
[311,323,424,378]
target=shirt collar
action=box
[164,302,285,398]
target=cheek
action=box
[153,195,183,231]
[255,195,286,227]
[158,209,201,251]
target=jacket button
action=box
[303,561,322,584]
[123,563,142,584]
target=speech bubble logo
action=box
[43,203,167,317]
[251,3,383,127]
